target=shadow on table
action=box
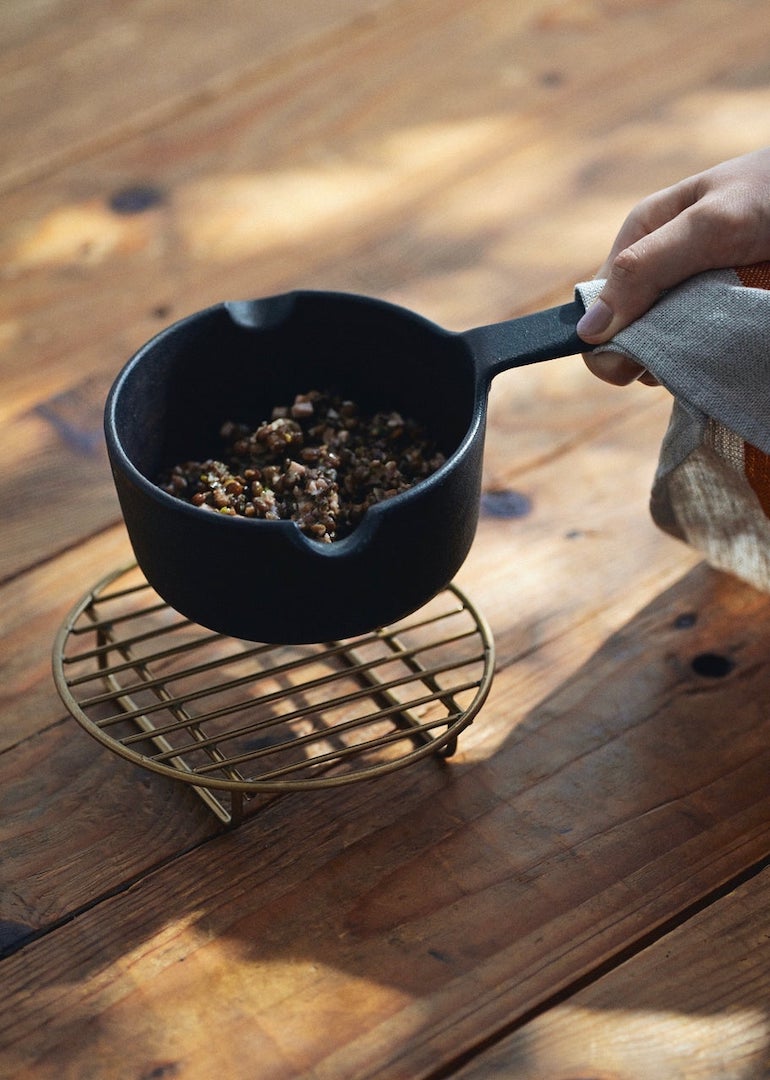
[4,561,770,1076]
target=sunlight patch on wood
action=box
[174,117,511,261]
[8,199,157,269]
[503,1002,770,1078]
[0,318,21,354]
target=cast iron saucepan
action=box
[105,290,586,643]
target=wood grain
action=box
[4,0,769,583]
[0,0,403,193]
[454,866,770,1078]
[3,0,770,1077]
[3,564,770,1078]
[0,527,133,753]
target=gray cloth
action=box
[575,270,770,454]
[575,270,770,592]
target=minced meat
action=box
[159,390,445,543]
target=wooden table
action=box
[3,2,770,1076]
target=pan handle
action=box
[459,298,587,382]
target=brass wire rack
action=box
[53,564,495,825]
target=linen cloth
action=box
[575,263,770,591]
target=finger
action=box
[581,350,650,386]
[578,177,704,344]
[637,369,661,387]
[578,203,718,343]
[593,177,701,278]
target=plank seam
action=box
[422,850,770,1079]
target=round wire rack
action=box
[53,564,495,825]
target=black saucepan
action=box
[105,290,586,643]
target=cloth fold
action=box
[576,268,770,453]
[575,264,770,592]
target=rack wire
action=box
[53,564,495,825]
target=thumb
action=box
[577,247,670,343]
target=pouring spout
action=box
[460,298,587,382]
[225,294,299,330]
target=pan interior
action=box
[112,293,479,483]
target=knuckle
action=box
[700,196,742,237]
[603,244,659,319]
[694,193,764,262]
[609,244,645,281]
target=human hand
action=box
[578,148,770,385]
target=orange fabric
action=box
[736,262,770,289]
[738,263,770,514]
[745,442,770,518]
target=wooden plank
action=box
[3,0,769,581]
[7,391,770,1075]
[0,376,120,584]
[0,526,132,753]
[0,533,225,957]
[0,0,405,193]
[0,389,693,948]
[4,2,770,1074]
[0,391,686,914]
[0,716,218,955]
[4,0,768,382]
[0,388,693,935]
[3,561,770,1077]
[452,865,770,1078]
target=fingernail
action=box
[577,298,613,341]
